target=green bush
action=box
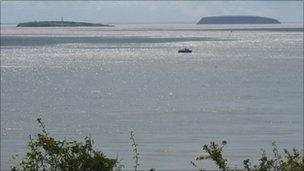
[11,118,118,171]
[192,141,304,171]
[11,118,303,171]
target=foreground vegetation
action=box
[11,118,118,171]
[191,140,304,171]
[11,118,303,171]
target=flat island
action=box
[197,16,280,24]
[17,21,113,27]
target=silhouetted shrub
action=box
[11,118,303,171]
[192,141,304,171]
[11,118,118,171]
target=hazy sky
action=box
[1,1,303,24]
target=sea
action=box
[1,23,303,170]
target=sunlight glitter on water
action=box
[1,24,303,170]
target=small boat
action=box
[178,48,192,53]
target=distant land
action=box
[17,21,113,27]
[197,16,280,24]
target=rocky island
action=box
[17,21,113,27]
[197,16,280,24]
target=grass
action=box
[130,130,140,171]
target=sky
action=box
[1,1,303,24]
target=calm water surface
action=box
[1,24,303,170]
